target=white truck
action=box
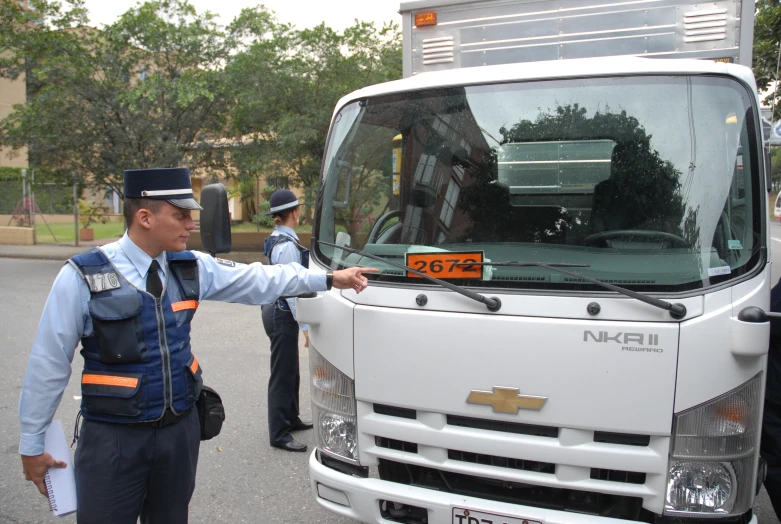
[298,1,773,523]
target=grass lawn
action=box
[34,222,125,244]
[230,222,312,234]
[31,221,311,243]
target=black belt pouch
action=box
[197,385,225,441]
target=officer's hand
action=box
[332,267,379,293]
[21,452,66,496]
[303,330,310,348]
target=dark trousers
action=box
[74,408,200,524]
[262,304,301,444]
[763,398,781,518]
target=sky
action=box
[79,0,403,32]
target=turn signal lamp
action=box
[415,12,437,27]
[665,374,762,516]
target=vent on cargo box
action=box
[422,36,454,65]
[684,8,727,43]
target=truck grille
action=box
[590,468,647,485]
[378,459,645,520]
[449,449,556,474]
[376,436,418,453]
[374,403,416,419]
[594,431,651,446]
[364,402,669,514]
[447,413,558,438]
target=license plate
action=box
[405,251,483,279]
[452,507,541,524]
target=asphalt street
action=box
[2,227,781,523]
[0,257,353,524]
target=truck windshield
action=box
[314,75,762,292]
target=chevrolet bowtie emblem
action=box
[467,386,547,413]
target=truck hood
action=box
[354,305,678,435]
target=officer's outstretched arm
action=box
[331,267,379,293]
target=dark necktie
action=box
[146,260,163,298]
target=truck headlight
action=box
[310,347,359,463]
[667,461,735,513]
[664,373,762,517]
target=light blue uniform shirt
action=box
[19,232,326,455]
[268,225,308,332]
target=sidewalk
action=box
[0,239,265,264]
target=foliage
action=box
[0,0,400,220]
[224,16,402,224]
[251,209,273,231]
[77,198,108,228]
[0,0,234,196]
[754,0,781,120]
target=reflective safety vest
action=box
[263,233,309,311]
[263,233,309,268]
[69,249,203,423]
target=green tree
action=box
[225,14,402,224]
[0,0,233,196]
[754,0,781,119]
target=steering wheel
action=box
[584,230,689,248]
[367,210,403,244]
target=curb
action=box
[0,248,265,265]
[0,252,78,262]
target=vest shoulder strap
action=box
[69,249,124,296]
[167,252,200,301]
[70,248,110,270]
[263,235,290,263]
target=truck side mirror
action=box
[767,147,773,193]
[200,183,231,256]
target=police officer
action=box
[18,168,376,524]
[262,189,312,452]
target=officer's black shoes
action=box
[290,419,314,431]
[271,438,308,452]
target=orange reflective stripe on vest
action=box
[82,374,138,388]
[190,357,199,374]
[171,300,199,312]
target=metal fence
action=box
[0,178,73,217]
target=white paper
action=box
[708,266,732,277]
[43,420,77,517]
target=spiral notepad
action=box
[43,420,77,516]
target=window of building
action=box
[267,176,289,189]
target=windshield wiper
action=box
[462,261,687,319]
[318,241,503,312]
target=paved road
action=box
[2,242,781,524]
[0,258,353,524]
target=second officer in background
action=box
[262,189,313,452]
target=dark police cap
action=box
[123,167,202,210]
[265,189,302,215]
